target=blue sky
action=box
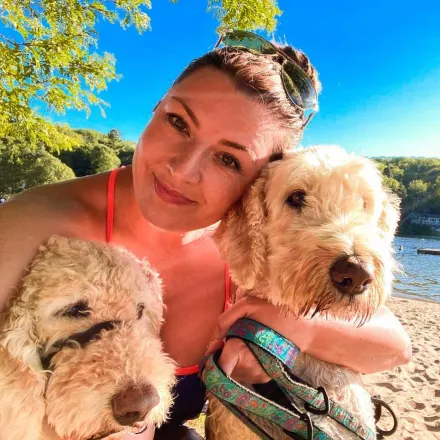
[48,0,440,157]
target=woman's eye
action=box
[219,153,242,171]
[167,113,188,133]
[58,300,91,319]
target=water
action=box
[393,236,440,303]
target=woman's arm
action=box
[209,296,411,382]
[0,191,64,312]
[301,304,412,373]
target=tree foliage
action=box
[208,0,281,32]
[0,0,281,151]
[0,0,153,150]
[407,179,428,199]
[0,128,134,197]
[55,128,133,176]
[374,157,440,234]
[0,142,75,197]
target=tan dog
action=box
[207,146,400,439]
[0,236,176,440]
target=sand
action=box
[188,297,440,439]
[364,297,440,439]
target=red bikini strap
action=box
[176,264,231,376]
[106,168,120,243]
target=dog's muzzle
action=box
[39,320,120,371]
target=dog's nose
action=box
[330,257,373,295]
[112,384,159,426]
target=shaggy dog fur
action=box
[0,236,176,440]
[206,146,400,440]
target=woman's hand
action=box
[206,296,312,384]
[206,296,412,384]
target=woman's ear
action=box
[0,301,46,440]
[213,169,269,290]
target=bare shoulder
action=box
[0,173,109,311]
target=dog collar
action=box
[39,320,120,371]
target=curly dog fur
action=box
[207,145,400,440]
[0,236,176,440]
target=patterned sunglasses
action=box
[215,30,318,129]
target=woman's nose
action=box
[167,147,203,184]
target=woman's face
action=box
[133,67,282,232]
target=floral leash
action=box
[201,318,397,440]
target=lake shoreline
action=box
[397,234,440,240]
[393,236,440,303]
[393,292,440,304]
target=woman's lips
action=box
[154,175,195,205]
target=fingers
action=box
[218,338,270,384]
[217,338,241,376]
[205,296,308,387]
[211,296,265,341]
[205,339,225,356]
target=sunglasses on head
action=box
[215,30,318,129]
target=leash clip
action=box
[304,386,330,416]
[372,396,398,438]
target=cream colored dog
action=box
[207,146,400,440]
[0,236,176,440]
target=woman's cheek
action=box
[207,173,244,212]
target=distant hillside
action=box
[0,128,135,198]
[373,157,440,236]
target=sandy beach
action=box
[189,297,440,439]
[364,297,440,439]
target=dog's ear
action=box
[214,169,269,290]
[378,189,401,242]
[0,301,46,440]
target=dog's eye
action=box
[137,303,145,320]
[59,300,91,319]
[286,190,306,209]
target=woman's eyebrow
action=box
[169,95,255,158]
[170,96,199,128]
[220,139,248,152]
[221,139,256,160]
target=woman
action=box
[0,31,411,440]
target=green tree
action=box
[374,157,440,235]
[382,176,401,194]
[407,179,428,199]
[89,144,121,174]
[56,147,93,177]
[208,0,281,32]
[0,145,75,197]
[108,129,121,149]
[0,0,280,151]
[56,129,127,175]
[381,175,406,200]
